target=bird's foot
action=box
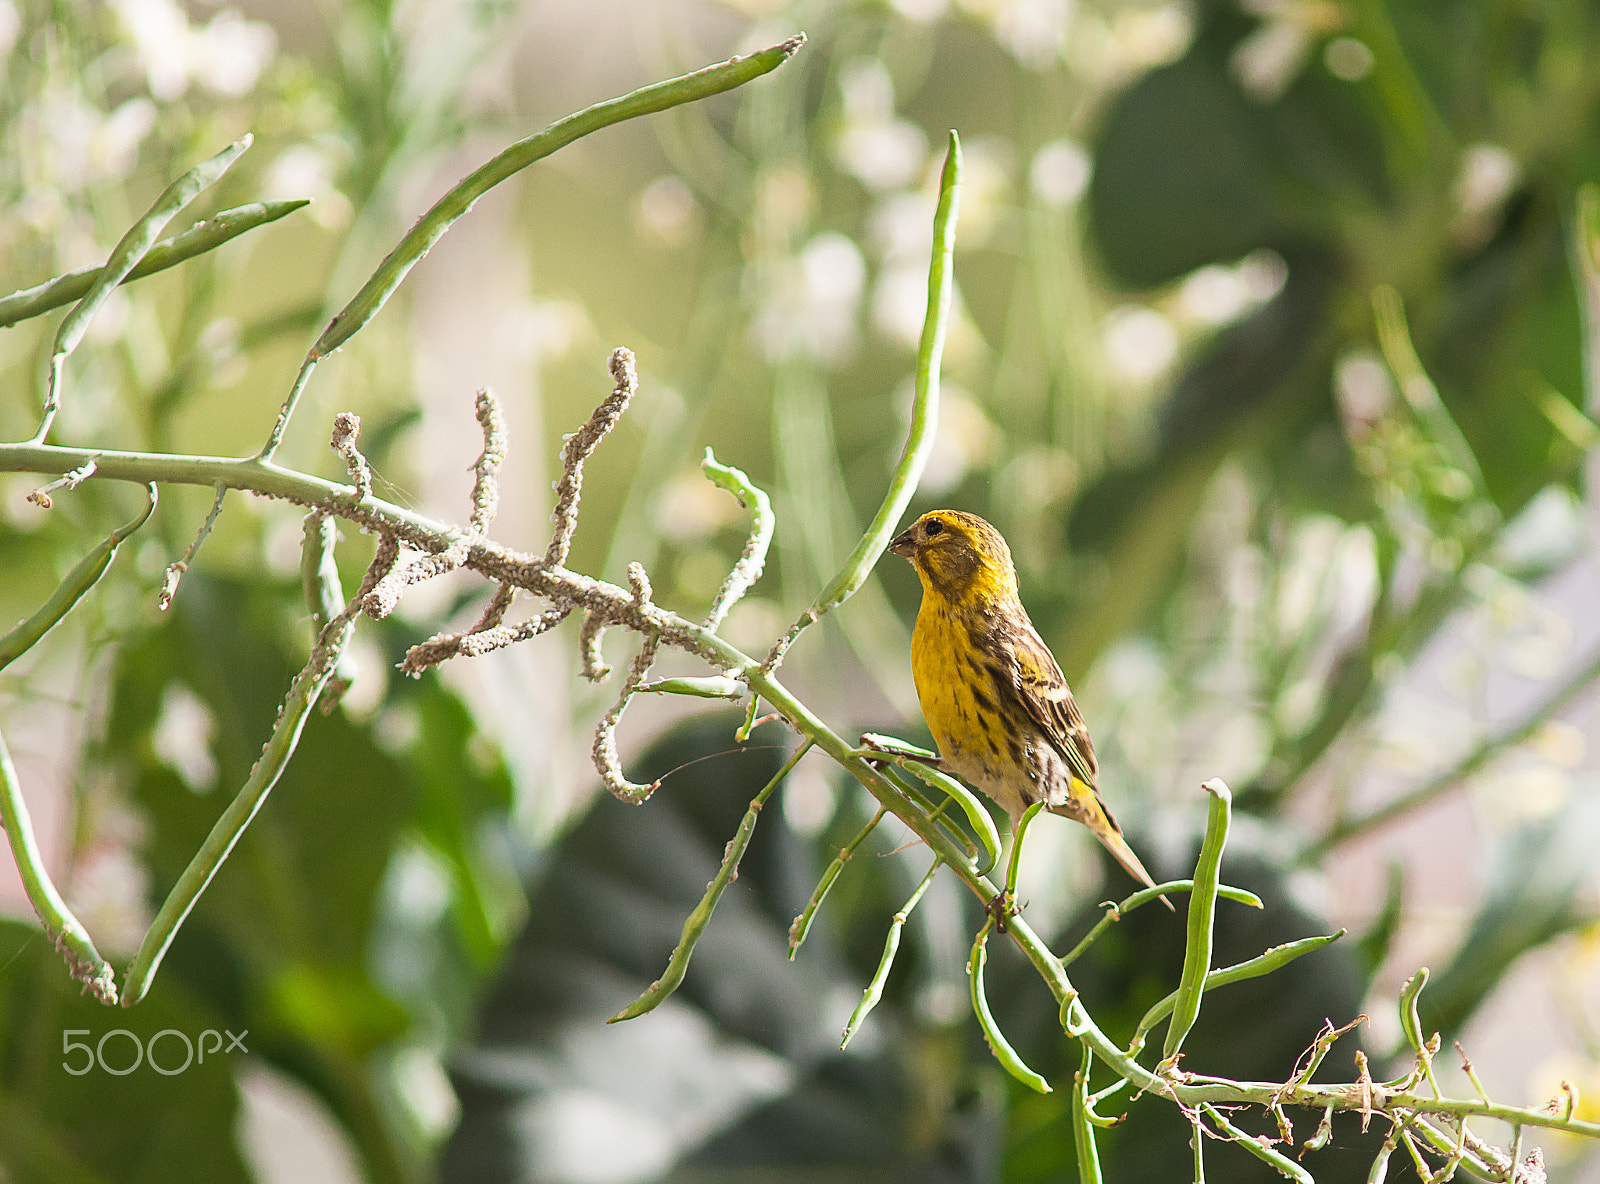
[985,888,1019,934]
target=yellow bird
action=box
[889,509,1168,908]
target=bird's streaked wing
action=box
[1003,620,1099,792]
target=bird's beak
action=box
[888,527,916,558]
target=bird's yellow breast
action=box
[910,599,1030,819]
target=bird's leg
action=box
[989,802,1045,934]
[985,888,1018,934]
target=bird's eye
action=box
[924,519,944,537]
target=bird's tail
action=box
[1063,793,1174,912]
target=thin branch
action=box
[609,740,814,1022]
[121,530,399,1006]
[401,601,567,675]
[592,634,662,802]
[159,483,228,610]
[1200,1104,1311,1183]
[1515,1146,1545,1184]
[1073,1041,1106,1181]
[579,610,611,680]
[0,442,727,663]
[0,487,156,672]
[788,807,887,958]
[475,583,518,631]
[33,137,252,443]
[592,559,666,800]
[840,858,939,1049]
[258,356,317,461]
[1061,880,1263,970]
[0,724,118,1004]
[301,512,358,707]
[330,412,371,501]
[0,200,309,329]
[548,348,640,568]
[470,387,506,535]
[362,542,469,619]
[761,131,961,672]
[351,391,494,628]
[25,458,95,509]
[453,610,568,656]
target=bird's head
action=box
[889,509,1018,604]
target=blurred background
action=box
[3,0,1600,1179]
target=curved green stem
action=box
[1399,967,1431,1054]
[841,858,938,1048]
[1007,801,1045,900]
[1060,880,1263,969]
[611,740,813,1021]
[1367,1119,1403,1182]
[699,448,773,631]
[788,806,886,958]
[638,675,745,699]
[859,733,1000,873]
[254,36,804,461]
[1201,1103,1312,1183]
[970,917,1051,1093]
[300,513,358,698]
[1072,1042,1105,1182]
[311,37,802,359]
[0,200,308,329]
[1130,932,1346,1054]
[35,137,252,443]
[0,488,157,672]
[763,131,961,670]
[262,35,806,457]
[0,725,117,1004]
[1165,780,1232,1061]
[121,601,362,1006]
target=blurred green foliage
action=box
[3,0,1600,1180]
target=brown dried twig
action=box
[360,391,508,625]
[592,634,662,803]
[26,458,96,509]
[546,347,638,568]
[330,411,371,501]
[579,610,611,681]
[402,599,568,676]
[362,541,470,620]
[470,387,506,535]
